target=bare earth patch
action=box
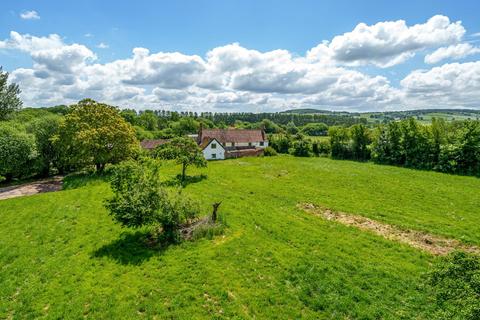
[299,203,480,256]
[0,177,63,201]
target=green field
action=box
[1,156,480,319]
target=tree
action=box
[154,136,207,181]
[27,115,62,176]
[0,123,37,182]
[350,124,371,161]
[269,133,292,154]
[329,126,351,159]
[105,160,200,243]
[0,67,22,120]
[286,121,299,135]
[290,138,312,157]
[55,99,139,172]
[301,123,328,136]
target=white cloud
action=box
[401,61,480,108]
[425,43,480,64]
[97,42,109,49]
[2,14,480,112]
[20,10,40,20]
[309,15,465,67]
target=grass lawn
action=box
[1,156,480,319]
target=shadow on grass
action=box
[163,174,207,188]
[63,171,111,190]
[92,231,168,265]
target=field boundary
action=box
[299,203,480,256]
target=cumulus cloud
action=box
[309,15,465,67]
[424,43,480,64]
[2,14,480,112]
[20,10,40,20]
[401,61,480,108]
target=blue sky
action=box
[1,0,480,111]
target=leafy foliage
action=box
[427,252,480,320]
[105,160,200,243]
[0,123,37,181]
[263,146,278,156]
[55,99,139,172]
[301,122,328,136]
[154,136,206,181]
[0,67,22,120]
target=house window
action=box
[232,142,235,147]
[212,154,216,159]
[211,143,216,149]
[260,141,264,146]
[248,142,252,146]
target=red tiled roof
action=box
[140,139,169,150]
[198,129,266,145]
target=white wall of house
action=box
[202,139,225,160]
[224,141,268,148]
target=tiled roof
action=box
[198,129,266,145]
[140,139,169,150]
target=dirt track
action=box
[0,177,63,201]
[299,203,480,256]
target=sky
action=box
[1,0,480,112]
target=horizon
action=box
[1,0,480,112]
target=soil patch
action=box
[299,203,480,256]
[0,177,63,200]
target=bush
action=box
[0,123,37,182]
[290,139,312,157]
[301,123,328,136]
[269,134,292,154]
[263,146,278,156]
[312,140,331,156]
[426,251,480,320]
[105,160,200,244]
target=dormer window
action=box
[211,143,216,149]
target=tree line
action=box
[269,118,480,177]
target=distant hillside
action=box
[281,108,480,123]
[280,108,334,114]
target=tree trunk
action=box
[96,163,105,172]
[182,163,187,181]
[211,202,222,222]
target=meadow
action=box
[1,156,480,319]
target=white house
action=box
[200,138,226,160]
[197,128,268,160]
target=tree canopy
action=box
[154,136,206,181]
[55,99,139,172]
[0,67,22,120]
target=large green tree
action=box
[0,124,37,182]
[154,136,206,181]
[0,67,22,120]
[55,99,139,172]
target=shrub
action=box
[312,140,330,156]
[290,139,312,157]
[301,123,328,136]
[426,251,480,320]
[263,146,278,156]
[105,160,200,244]
[0,124,37,182]
[269,134,292,154]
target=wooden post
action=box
[212,202,222,222]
